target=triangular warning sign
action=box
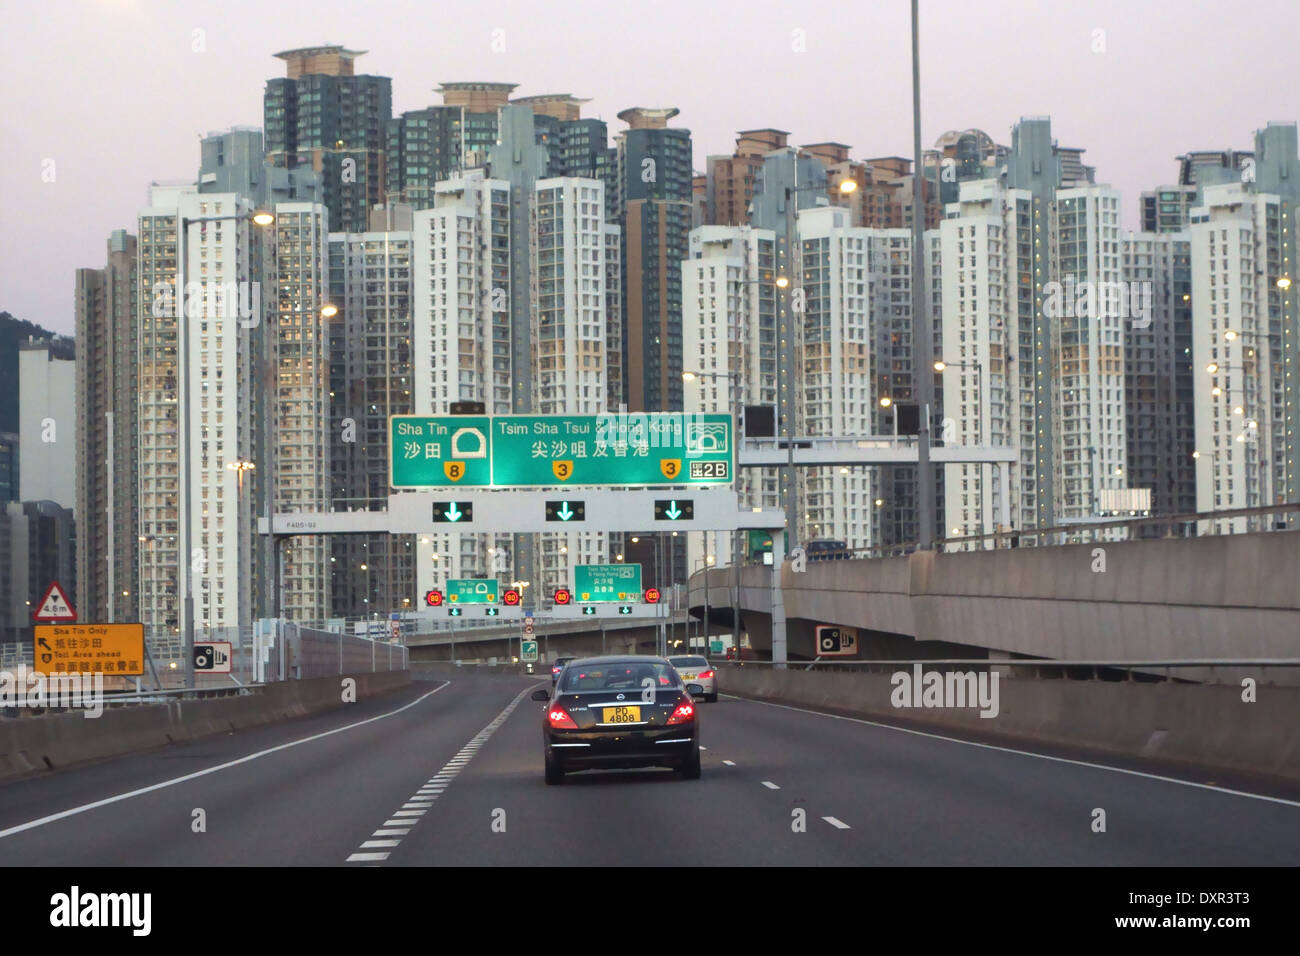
[33,581,77,622]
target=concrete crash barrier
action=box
[720,667,1300,783]
[0,671,411,783]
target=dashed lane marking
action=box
[344,683,535,864]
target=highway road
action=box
[1,673,1297,865]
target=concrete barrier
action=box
[0,671,411,783]
[719,666,1300,783]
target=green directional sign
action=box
[491,414,732,488]
[521,640,538,662]
[446,578,498,605]
[390,413,732,489]
[575,563,643,603]
[390,415,492,488]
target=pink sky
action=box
[2,0,1296,333]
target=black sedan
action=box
[531,655,702,784]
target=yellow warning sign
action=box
[33,624,145,676]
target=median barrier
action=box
[720,666,1300,782]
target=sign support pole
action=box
[770,528,787,668]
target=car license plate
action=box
[602,706,641,723]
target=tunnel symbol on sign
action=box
[451,428,487,459]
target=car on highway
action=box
[551,656,576,685]
[668,655,717,702]
[531,655,702,784]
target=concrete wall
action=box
[0,671,410,782]
[694,529,1300,662]
[719,665,1300,782]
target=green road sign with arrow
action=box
[574,563,642,603]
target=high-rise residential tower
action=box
[940,118,1129,540]
[264,46,391,233]
[328,228,414,619]
[1122,231,1195,520]
[617,107,693,414]
[75,229,139,623]
[1190,123,1300,533]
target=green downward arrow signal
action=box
[445,502,463,522]
[557,502,574,521]
[665,501,682,520]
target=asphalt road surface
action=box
[1,673,1297,865]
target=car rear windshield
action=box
[669,656,709,668]
[560,662,680,693]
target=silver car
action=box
[669,655,717,702]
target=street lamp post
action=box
[683,366,744,658]
[911,0,936,549]
[177,207,273,689]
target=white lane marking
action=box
[823,816,851,829]
[727,696,1300,809]
[761,781,780,790]
[723,760,736,766]
[373,829,410,837]
[345,683,536,864]
[699,746,707,751]
[0,682,453,841]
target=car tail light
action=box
[548,706,578,729]
[700,670,715,680]
[666,701,695,725]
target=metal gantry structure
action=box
[259,431,1012,666]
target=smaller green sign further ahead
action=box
[446,578,498,604]
[574,564,643,603]
[521,640,538,662]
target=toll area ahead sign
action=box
[33,623,145,676]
